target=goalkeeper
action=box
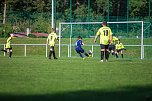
[115,39,126,59]
[75,36,90,59]
[108,34,119,55]
[0,34,15,58]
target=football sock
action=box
[101,51,104,60]
[112,52,115,55]
[84,52,89,57]
[49,51,53,59]
[79,53,83,58]
[53,51,57,59]
[9,52,12,58]
[1,49,7,53]
[105,51,109,60]
[121,54,124,58]
[115,54,118,58]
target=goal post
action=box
[58,21,144,59]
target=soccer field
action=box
[0,56,152,101]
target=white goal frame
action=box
[58,21,144,59]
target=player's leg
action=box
[9,48,12,58]
[1,48,7,53]
[100,44,105,62]
[120,49,124,58]
[77,51,83,58]
[108,45,112,55]
[49,46,53,59]
[105,45,109,61]
[78,49,84,58]
[52,46,57,59]
[79,53,84,58]
[111,45,115,55]
[115,50,119,58]
[81,48,89,57]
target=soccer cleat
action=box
[54,57,58,59]
[100,60,103,62]
[88,54,91,57]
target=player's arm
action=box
[82,41,84,45]
[94,30,100,43]
[110,34,113,44]
[121,43,126,50]
[109,29,113,44]
[55,34,59,41]
[46,36,49,45]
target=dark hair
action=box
[78,35,82,39]
[112,33,115,36]
[52,28,55,32]
[102,21,107,26]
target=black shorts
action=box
[75,47,84,53]
[109,44,115,51]
[6,47,12,50]
[50,46,55,51]
[116,49,122,53]
[100,44,109,50]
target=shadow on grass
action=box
[0,85,152,101]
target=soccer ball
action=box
[88,50,93,57]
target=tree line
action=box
[0,0,151,37]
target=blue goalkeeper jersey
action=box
[75,39,83,49]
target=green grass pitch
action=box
[0,56,152,101]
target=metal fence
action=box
[0,44,152,60]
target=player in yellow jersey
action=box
[46,28,58,59]
[94,21,113,62]
[109,34,119,55]
[1,34,15,58]
[115,39,126,59]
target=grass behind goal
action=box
[0,56,152,101]
[1,38,152,59]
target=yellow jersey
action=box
[5,37,12,48]
[47,32,58,46]
[116,43,124,50]
[112,36,119,44]
[96,26,112,45]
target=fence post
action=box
[46,44,48,57]
[24,44,26,56]
[68,45,70,57]
[3,44,5,56]
[92,45,94,57]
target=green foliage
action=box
[28,34,37,38]
[0,0,151,37]
[2,23,13,37]
[129,0,148,16]
[32,16,51,33]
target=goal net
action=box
[58,21,144,59]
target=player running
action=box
[75,36,90,59]
[46,28,58,59]
[0,34,15,58]
[94,21,113,62]
[115,39,126,59]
